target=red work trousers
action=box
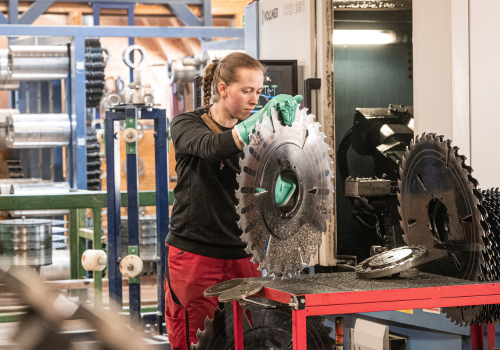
[164,244,261,350]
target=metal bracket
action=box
[292,295,306,310]
[125,116,137,155]
[238,296,296,310]
[303,78,321,113]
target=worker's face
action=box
[218,68,264,121]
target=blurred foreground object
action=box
[0,257,146,350]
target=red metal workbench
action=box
[230,269,500,350]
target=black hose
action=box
[337,126,353,180]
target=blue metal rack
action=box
[104,105,170,328]
[1,0,243,189]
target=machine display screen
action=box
[255,71,282,112]
[253,60,298,113]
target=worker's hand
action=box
[275,175,296,207]
[235,94,303,145]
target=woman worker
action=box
[164,52,302,349]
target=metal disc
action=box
[0,218,52,226]
[217,283,263,303]
[51,227,68,234]
[236,107,334,277]
[4,238,52,251]
[7,247,52,266]
[204,279,247,297]
[52,242,68,249]
[52,234,68,242]
[51,219,68,226]
[356,245,428,279]
[398,133,488,280]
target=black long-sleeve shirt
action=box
[165,107,251,259]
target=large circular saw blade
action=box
[397,133,489,281]
[236,107,334,277]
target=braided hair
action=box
[200,53,264,133]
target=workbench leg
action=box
[471,324,484,350]
[233,301,244,350]
[488,323,497,350]
[292,309,307,350]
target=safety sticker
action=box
[423,308,441,314]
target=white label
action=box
[76,61,84,70]
[423,308,441,314]
[77,137,86,146]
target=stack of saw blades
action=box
[0,218,52,266]
[454,188,500,326]
[86,129,102,191]
[193,300,335,350]
[398,133,500,326]
[443,192,500,326]
[85,38,106,108]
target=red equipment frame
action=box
[231,282,500,350]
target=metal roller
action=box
[6,114,71,148]
[166,55,209,85]
[0,45,69,90]
[0,218,52,266]
[11,182,70,195]
[10,46,69,81]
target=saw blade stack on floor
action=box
[192,300,335,350]
[397,133,500,326]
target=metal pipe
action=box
[0,45,69,90]
[6,113,71,148]
[10,210,70,217]
[11,182,70,195]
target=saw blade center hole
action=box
[275,169,300,214]
[428,198,451,243]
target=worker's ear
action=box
[218,81,228,98]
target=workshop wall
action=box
[334,43,413,261]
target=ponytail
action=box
[203,61,217,110]
[201,61,222,134]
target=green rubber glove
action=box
[235,94,303,145]
[275,175,296,207]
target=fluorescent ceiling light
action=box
[333,30,397,45]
